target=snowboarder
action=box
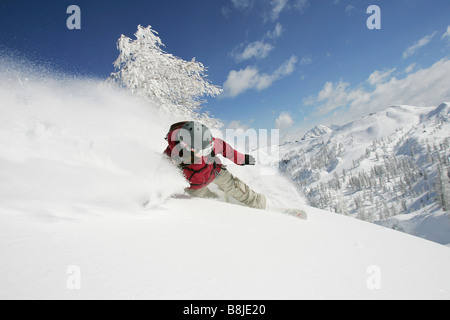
[163,121,266,210]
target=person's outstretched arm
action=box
[213,138,255,166]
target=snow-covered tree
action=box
[436,164,450,212]
[108,25,223,128]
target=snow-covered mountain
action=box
[1,60,450,299]
[302,124,333,141]
[279,103,450,245]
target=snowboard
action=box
[144,192,307,220]
[273,208,308,220]
[142,193,191,208]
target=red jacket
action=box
[164,126,246,190]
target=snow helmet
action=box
[176,121,214,156]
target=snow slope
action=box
[2,197,450,300]
[1,58,450,299]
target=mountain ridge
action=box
[279,103,450,245]
[302,124,333,141]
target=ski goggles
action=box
[180,141,214,157]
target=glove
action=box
[244,154,256,165]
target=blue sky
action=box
[1,0,450,139]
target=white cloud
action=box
[308,80,352,115]
[404,63,417,74]
[403,32,437,58]
[266,23,283,39]
[305,58,450,125]
[222,67,264,98]
[223,55,298,98]
[264,0,308,21]
[273,55,298,78]
[232,23,284,63]
[295,0,310,13]
[226,119,254,131]
[367,68,396,86]
[270,0,289,21]
[232,41,274,62]
[221,6,231,18]
[442,26,450,41]
[276,112,294,130]
[299,56,312,66]
[231,0,252,9]
[345,5,356,16]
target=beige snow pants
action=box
[185,168,266,210]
